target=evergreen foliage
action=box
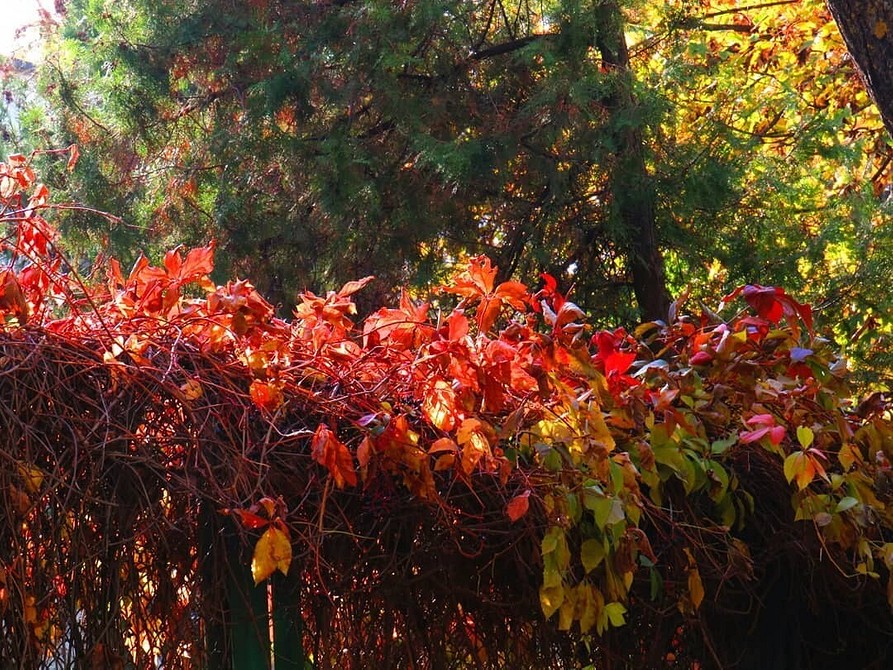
[5,0,893,380]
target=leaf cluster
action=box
[2,158,892,666]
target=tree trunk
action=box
[828,0,893,137]
[596,1,673,322]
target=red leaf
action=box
[739,427,769,444]
[689,351,713,366]
[506,490,531,522]
[593,329,636,377]
[742,285,784,323]
[724,284,813,335]
[227,509,270,530]
[541,273,557,293]
[311,424,358,488]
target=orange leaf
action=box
[336,275,374,298]
[477,296,502,333]
[428,437,459,454]
[493,280,529,311]
[0,270,29,324]
[422,379,458,431]
[434,453,456,471]
[453,255,497,296]
[180,242,216,281]
[311,424,358,488]
[457,418,492,474]
[251,523,292,584]
[249,380,284,413]
[506,490,531,522]
[357,435,373,468]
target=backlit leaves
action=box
[2,162,893,650]
[311,424,357,489]
[441,256,529,332]
[251,522,292,584]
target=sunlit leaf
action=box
[251,524,292,584]
[311,424,358,488]
[797,425,815,449]
[422,379,458,431]
[249,380,283,413]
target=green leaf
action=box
[581,538,606,574]
[649,567,664,601]
[541,526,561,555]
[835,496,859,513]
[711,433,738,455]
[797,425,814,449]
[590,497,625,530]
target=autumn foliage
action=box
[1,156,892,667]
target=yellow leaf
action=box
[17,464,43,494]
[457,418,491,474]
[688,566,705,611]
[784,451,815,490]
[604,601,627,627]
[838,443,858,471]
[558,587,576,630]
[422,379,457,431]
[577,583,599,634]
[542,526,561,555]
[251,524,292,585]
[797,425,814,449]
[539,584,564,619]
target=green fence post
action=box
[226,529,271,670]
[271,569,305,669]
[199,502,227,670]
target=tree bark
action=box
[828,0,893,137]
[596,2,673,322]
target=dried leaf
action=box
[179,378,203,400]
